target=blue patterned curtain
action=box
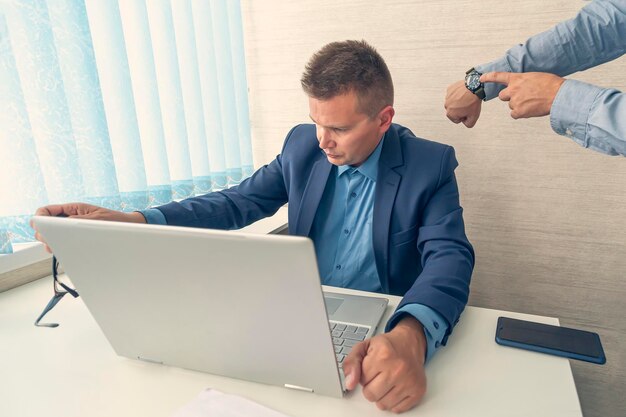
[0,0,253,254]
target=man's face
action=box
[308,91,393,167]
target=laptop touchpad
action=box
[324,296,343,315]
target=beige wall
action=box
[241,1,626,415]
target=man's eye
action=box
[333,128,347,133]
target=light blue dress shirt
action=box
[310,143,381,292]
[141,206,167,225]
[140,135,449,361]
[310,136,448,361]
[477,0,626,156]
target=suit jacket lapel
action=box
[294,157,333,236]
[373,126,403,293]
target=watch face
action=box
[465,72,481,91]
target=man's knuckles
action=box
[362,384,384,402]
[369,342,394,361]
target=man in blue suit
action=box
[35,40,474,413]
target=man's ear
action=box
[378,105,395,131]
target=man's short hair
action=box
[300,40,394,118]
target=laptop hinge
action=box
[284,383,314,393]
[137,356,164,365]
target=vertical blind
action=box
[0,0,254,254]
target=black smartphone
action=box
[495,316,606,365]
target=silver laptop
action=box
[32,216,388,398]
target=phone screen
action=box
[496,317,605,362]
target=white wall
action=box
[241,1,626,415]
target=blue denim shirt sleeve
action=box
[476,0,626,156]
[476,0,626,100]
[551,79,626,156]
[138,208,167,225]
[385,303,449,363]
[475,57,512,102]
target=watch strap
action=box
[474,85,486,100]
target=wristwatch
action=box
[465,67,485,100]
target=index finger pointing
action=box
[480,71,511,85]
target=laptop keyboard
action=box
[329,321,369,367]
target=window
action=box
[0,0,253,254]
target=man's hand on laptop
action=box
[31,203,146,253]
[343,316,427,413]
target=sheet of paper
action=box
[170,389,292,417]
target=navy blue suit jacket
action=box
[157,123,474,341]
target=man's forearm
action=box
[477,0,626,101]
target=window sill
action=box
[0,243,52,292]
[0,242,50,274]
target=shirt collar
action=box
[338,134,385,181]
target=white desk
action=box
[0,208,582,416]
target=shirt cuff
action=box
[550,79,603,150]
[475,57,513,101]
[385,304,449,363]
[138,208,167,225]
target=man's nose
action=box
[318,127,333,149]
